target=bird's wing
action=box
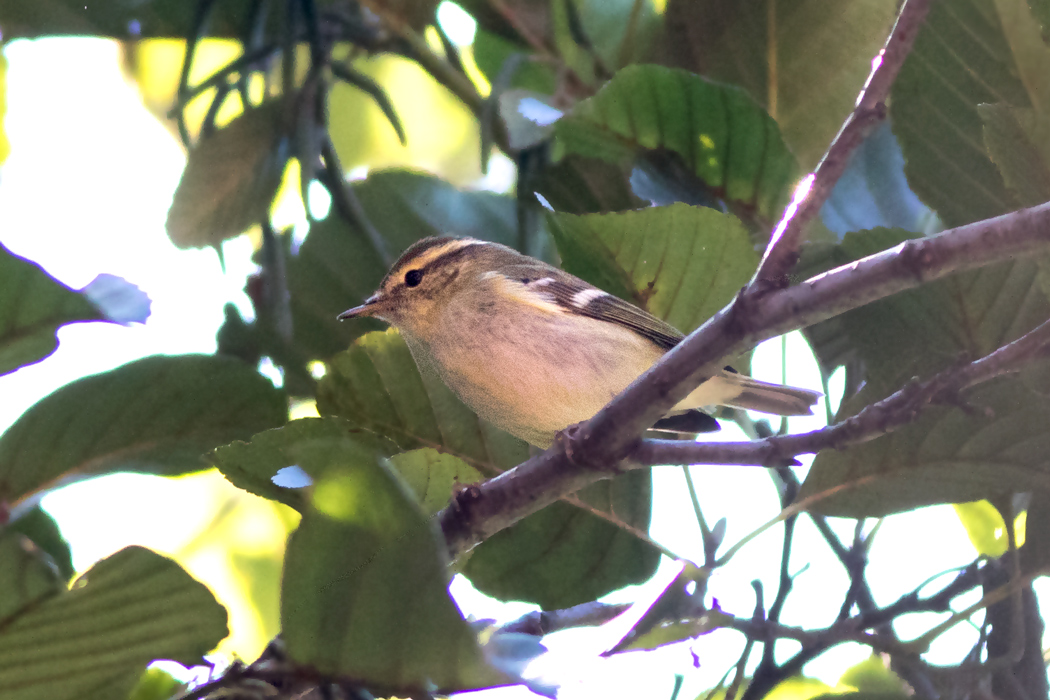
[509,269,684,351]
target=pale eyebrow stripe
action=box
[407,239,488,271]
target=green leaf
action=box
[980,102,1050,206]
[318,329,660,609]
[0,243,107,377]
[280,435,510,693]
[166,99,289,249]
[533,154,646,214]
[799,228,1050,393]
[211,417,394,512]
[837,655,907,694]
[0,354,287,505]
[554,66,799,221]
[1021,492,1050,573]
[994,0,1050,117]
[127,666,187,700]
[0,546,228,700]
[390,448,484,515]
[954,500,1011,557]
[575,0,661,68]
[658,0,900,172]
[799,376,1050,517]
[462,469,657,609]
[892,0,1030,226]
[473,29,557,95]
[6,506,75,581]
[549,203,761,333]
[0,530,65,624]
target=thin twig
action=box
[501,601,629,635]
[753,0,933,286]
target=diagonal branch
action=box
[439,202,1050,559]
[753,0,932,286]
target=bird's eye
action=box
[404,269,424,287]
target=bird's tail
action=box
[677,371,822,417]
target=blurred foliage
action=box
[2,0,1050,697]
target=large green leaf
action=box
[548,202,760,333]
[0,243,107,377]
[798,225,1050,516]
[0,546,228,700]
[980,103,1050,206]
[799,376,1050,517]
[279,433,510,694]
[0,354,287,505]
[657,0,899,172]
[892,0,1031,226]
[846,229,1045,391]
[553,65,799,222]
[318,329,660,609]
[167,99,289,249]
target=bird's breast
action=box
[422,301,663,446]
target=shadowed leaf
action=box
[0,546,228,700]
[167,99,289,249]
[0,354,287,505]
[280,434,511,693]
[892,0,1029,226]
[553,65,799,221]
[800,375,1050,517]
[657,0,899,172]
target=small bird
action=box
[339,236,821,448]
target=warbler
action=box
[338,236,821,448]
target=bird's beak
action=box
[337,294,382,320]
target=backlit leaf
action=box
[0,354,287,505]
[0,546,228,700]
[167,99,289,248]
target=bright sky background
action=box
[1,31,1047,700]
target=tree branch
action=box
[633,313,1050,468]
[439,202,1050,559]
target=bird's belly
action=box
[430,311,662,446]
